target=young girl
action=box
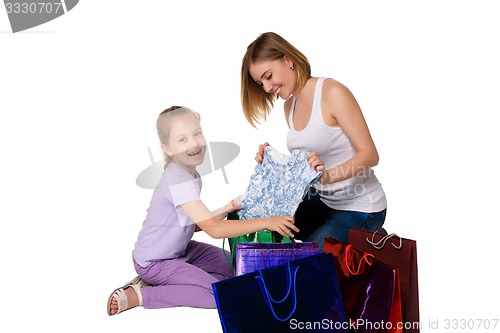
[107,106,297,315]
[241,32,387,249]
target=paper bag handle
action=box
[255,262,300,322]
[345,244,374,275]
[366,230,402,250]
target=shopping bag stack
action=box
[212,138,422,332]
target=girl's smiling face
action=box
[162,113,206,175]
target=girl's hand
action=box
[227,195,243,213]
[266,216,299,238]
[255,142,270,163]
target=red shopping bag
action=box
[348,229,420,333]
[324,237,403,333]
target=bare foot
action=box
[109,286,141,315]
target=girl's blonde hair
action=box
[241,32,311,127]
[156,105,201,168]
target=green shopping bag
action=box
[223,212,291,267]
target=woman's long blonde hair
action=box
[241,32,311,127]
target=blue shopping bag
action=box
[212,252,348,333]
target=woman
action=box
[240,32,387,248]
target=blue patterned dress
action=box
[238,146,322,219]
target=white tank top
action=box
[287,77,387,212]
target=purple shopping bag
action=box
[235,241,320,276]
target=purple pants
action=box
[134,240,233,309]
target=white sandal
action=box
[107,276,148,316]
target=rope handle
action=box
[255,262,300,322]
[365,230,402,250]
[344,244,374,275]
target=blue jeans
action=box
[295,192,387,250]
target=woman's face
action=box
[249,56,297,100]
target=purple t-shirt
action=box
[132,162,202,268]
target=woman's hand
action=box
[318,169,333,185]
[255,142,270,163]
[307,151,332,184]
[307,151,324,171]
[265,216,299,238]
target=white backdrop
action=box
[1,1,499,332]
